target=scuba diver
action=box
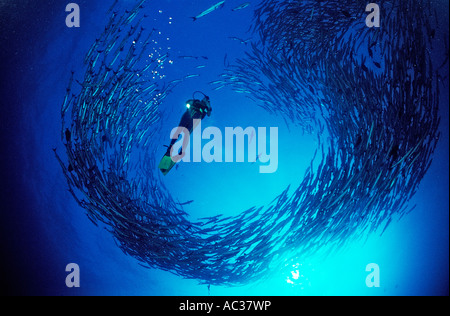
[159,91,212,175]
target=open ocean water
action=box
[0,0,448,296]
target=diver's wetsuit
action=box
[166,98,212,155]
[180,99,211,132]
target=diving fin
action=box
[158,154,177,176]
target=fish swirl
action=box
[56,0,442,286]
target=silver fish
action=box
[232,2,250,11]
[191,1,225,21]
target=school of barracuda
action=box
[55,0,445,286]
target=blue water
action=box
[0,0,448,295]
